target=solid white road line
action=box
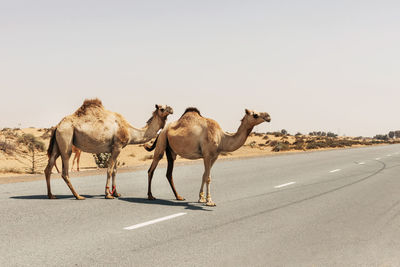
[330,169,341,173]
[124,212,187,230]
[274,182,296,189]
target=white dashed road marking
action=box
[124,212,187,230]
[274,182,296,189]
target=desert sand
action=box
[0,127,395,184]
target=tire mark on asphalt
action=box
[121,161,395,254]
[221,160,387,226]
[231,160,387,203]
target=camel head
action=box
[155,104,174,120]
[243,109,271,127]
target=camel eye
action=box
[160,108,165,112]
[253,114,259,119]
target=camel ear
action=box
[245,109,251,115]
[155,104,160,109]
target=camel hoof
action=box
[105,195,114,199]
[176,195,185,201]
[206,201,216,207]
[76,195,86,200]
[198,197,206,203]
[148,195,156,200]
[48,195,57,199]
[113,192,121,198]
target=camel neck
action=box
[219,121,253,152]
[128,116,165,144]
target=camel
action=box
[52,145,81,173]
[145,107,271,206]
[71,145,81,171]
[44,99,173,200]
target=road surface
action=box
[1,144,400,266]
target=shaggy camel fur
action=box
[45,99,173,200]
[145,108,270,206]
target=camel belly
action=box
[73,131,114,154]
[167,135,203,160]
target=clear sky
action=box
[1,1,399,137]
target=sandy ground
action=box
[0,128,391,184]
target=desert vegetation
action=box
[1,127,400,177]
[92,153,111,168]
[248,129,400,153]
[0,128,49,173]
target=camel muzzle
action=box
[261,113,271,122]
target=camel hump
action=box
[74,98,104,117]
[181,107,201,117]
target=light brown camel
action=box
[45,99,173,200]
[53,145,81,173]
[145,107,271,206]
[71,145,81,171]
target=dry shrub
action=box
[141,155,154,161]
[272,142,290,152]
[269,140,278,147]
[249,141,257,148]
[292,140,305,150]
[17,134,45,152]
[306,141,321,149]
[93,153,111,168]
[41,128,54,139]
[0,140,16,155]
[0,167,23,174]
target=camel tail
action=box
[47,129,57,157]
[144,135,159,152]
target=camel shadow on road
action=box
[10,194,101,200]
[119,197,212,211]
[9,195,212,211]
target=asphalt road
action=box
[2,145,400,266]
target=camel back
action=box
[181,107,201,118]
[74,99,104,117]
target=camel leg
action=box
[71,153,78,171]
[76,151,81,171]
[56,129,85,200]
[105,148,121,199]
[165,147,184,200]
[199,156,218,206]
[60,152,85,200]
[44,147,60,199]
[111,159,121,198]
[54,161,60,173]
[147,132,167,200]
[147,153,163,200]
